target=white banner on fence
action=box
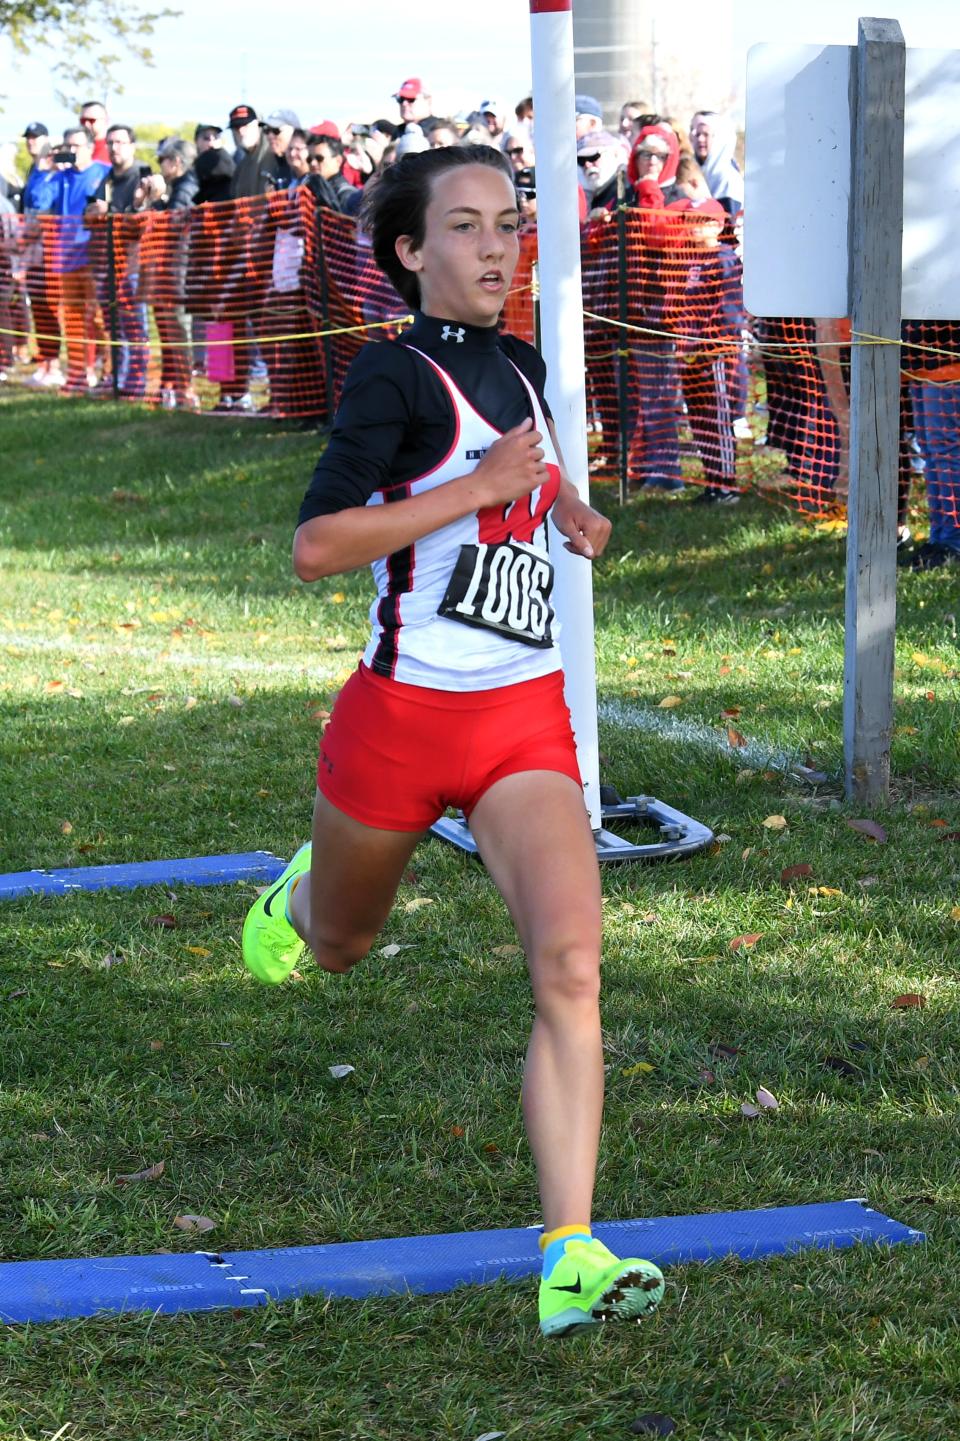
[744,43,960,319]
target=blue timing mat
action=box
[0,1201,923,1324]
[0,852,286,902]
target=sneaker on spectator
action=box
[732,416,753,440]
[900,540,960,571]
[693,485,740,506]
[212,395,234,413]
[234,392,257,413]
[39,363,65,388]
[161,387,177,410]
[640,474,685,493]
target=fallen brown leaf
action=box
[149,914,177,929]
[846,818,887,843]
[891,993,926,1009]
[708,1041,740,1060]
[173,1213,215,1233]
[780,863,813,885]
[730,932,762,951]
[727,726,747,748]
[116,1160,165,1185]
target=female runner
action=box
[242,145,665,1337]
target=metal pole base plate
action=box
[430,790,714,864]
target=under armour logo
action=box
[441,325,465,343]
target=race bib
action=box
[438,541,554,649]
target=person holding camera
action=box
[44,127,109,392]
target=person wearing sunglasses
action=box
[262,109,300,177]
[78,102,109,163]
[503,131,535,174]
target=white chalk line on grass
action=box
[2,630,831,778]
[597,697,831,782]
[0,630,346,680]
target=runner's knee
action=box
[530,940,601,1010]
[309,928,375,975]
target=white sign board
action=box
[744,44,960,318]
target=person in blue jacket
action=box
[42,127,109,391]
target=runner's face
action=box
[399,164,520,327]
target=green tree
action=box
[1,0,179,107]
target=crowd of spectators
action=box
[0,78,956,565]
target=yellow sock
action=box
[539,1223,592,1253]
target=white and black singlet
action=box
[299,313,563,690]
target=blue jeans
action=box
[630,338,681,483]
[910,379,960,550]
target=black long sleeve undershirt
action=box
[298,312,552,525]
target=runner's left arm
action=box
[545,418,612,560]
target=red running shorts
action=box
[316,663,582,832]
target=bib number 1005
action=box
[438,541,554,649]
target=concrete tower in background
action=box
[572,0,737,128]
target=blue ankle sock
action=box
[542,1232,592,1280]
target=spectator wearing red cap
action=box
[663,198,745,503]
[394,78,439,131]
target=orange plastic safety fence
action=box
[2,198,959,535]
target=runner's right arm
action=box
[293,343,546,581]
[294,419,547,580]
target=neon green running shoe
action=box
[538,1236,664,1338]
[242,843,312,985]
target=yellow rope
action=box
[0,313,415,349]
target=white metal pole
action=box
[529,0,602,829]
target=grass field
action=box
[1,387,959,1441]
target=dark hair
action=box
[364,144,513,308]
[63,125,93,146]
[106,123,136,142]
[80,100,106,113]
[372,118,400,140]
[289,128,309,146]
[311,135,343,158]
